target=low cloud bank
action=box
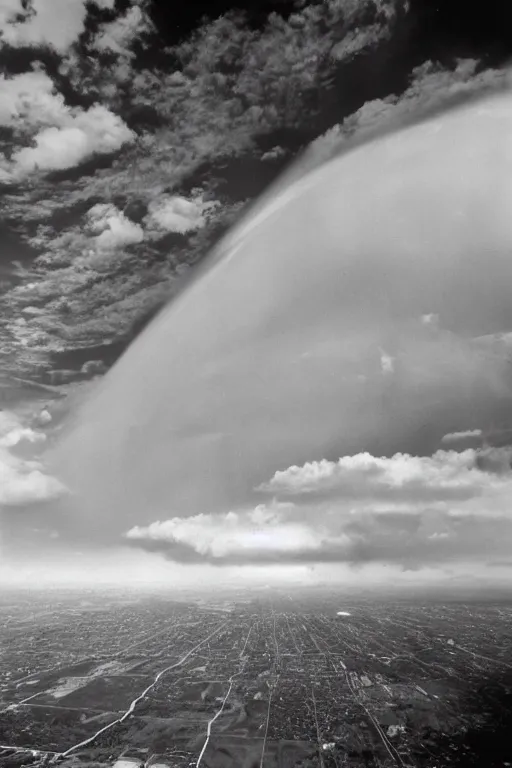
[125,446,512,568]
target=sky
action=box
[2,0,512,590]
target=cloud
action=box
[0,411,46,448]
[0,0,407,378]
[146,194,219,235]
[379,348,395,374]
[0,411,65,506]
[11,105,134,174]
[0,450,64,505]
[80,360,107,376]
[261,146,287,162]
[87,203,144,249]
[441,429,483,444]
[35,409,52,426]
[125,502,339,565]
[0,0,87,52]
[126,446,512,567]
[53,90,512,558]
[329,22,392,61]
[259,449,511,503]
[0,69,68,128]
[421,313,439,327]
[0,426,45,448]
[92,3,153,57]
[295,60,511,187]
[474,445,512,474]
[0,68,134,177]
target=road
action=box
[60,620,229,759]
[195,621,255,768]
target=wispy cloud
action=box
[441,429,483,443]
[91,3,153,57]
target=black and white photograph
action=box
[1,0,512,766]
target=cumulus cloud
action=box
[258,449,504,502]
[0,69,68,128]
[0,68,134,177]
[11,105,134,174]
[36,409,52,426]
[125,502,340,564]
[0,411,45,448]
[0,451,64,505]
[126,446,512,567]
[0,411,65,506]
[0,426,45,448]
[0,0,87,52]
[146,194,219,234]
[261,146,287,162]
[81,360,107,376]
[87,203,144,249]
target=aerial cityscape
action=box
[1,589,512,768]
[1,0,512,767]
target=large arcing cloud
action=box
[53,89,512,577]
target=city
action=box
[1,589,512,767]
